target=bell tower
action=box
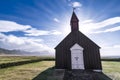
[70,11,79,32]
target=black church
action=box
[55,11,102,72]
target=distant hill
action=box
[0,48,19,55]
[0,48,51,56]
[101,56,120,59]
[0,48,29,56]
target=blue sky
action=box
[0,0,120,56]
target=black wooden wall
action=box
[55,31,102,70]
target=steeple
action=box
[70,11,79,32]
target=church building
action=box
[55,11,102,71]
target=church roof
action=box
[55,31,100,49]
[55,11,100,49]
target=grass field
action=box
[0,56,54,64]
[0,56,120,80]
[102,61,120,80]
[0,61,55,80]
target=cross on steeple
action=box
[73,7,76,11]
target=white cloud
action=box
[105,26,120,32]
[0,33,53,53]
[53,18,60,23]
[25,28,62,36]
[80,17,120,34]
[71,1,82,8]
[113,45,120,48]
[50,30,62,35]
[25,28,49,36]
[82,19,93,24]
[0,20,62,36]
[7,35,25,45]
[94,26,120,33]
[0,20,61,54]
[100,45,120,56]
[0,33,6,42]
[0,20,31,32]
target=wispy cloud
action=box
[0,20,62,36]
[24,28,62,36]
[53,18,60,23]
[80,17,120,34]
[24,28,49,36]
[105,26,120,32]
[94,26,120,33]
[82,20,93,24]
[50,30,62,35]
[0,20,31,32]
[94,17,120,29]
[78,17,120,56]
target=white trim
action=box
[70,43,84,51]
[70,43,84,70]
[93,69,102,72]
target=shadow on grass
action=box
[102,58,120,62]
[32,67,55,80]
[0,59,54,69]
[63,70,112,80]
[96,72,112,80]
[33,68,112,80]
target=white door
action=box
[70,43,84,69]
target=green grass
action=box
[0,56,39,64]
[102,61,120,80]
[0,61,55,80]
[0,56,54,64]
[0,56,120,80]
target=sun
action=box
[58,12,95,36]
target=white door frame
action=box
[70,43,85,69]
